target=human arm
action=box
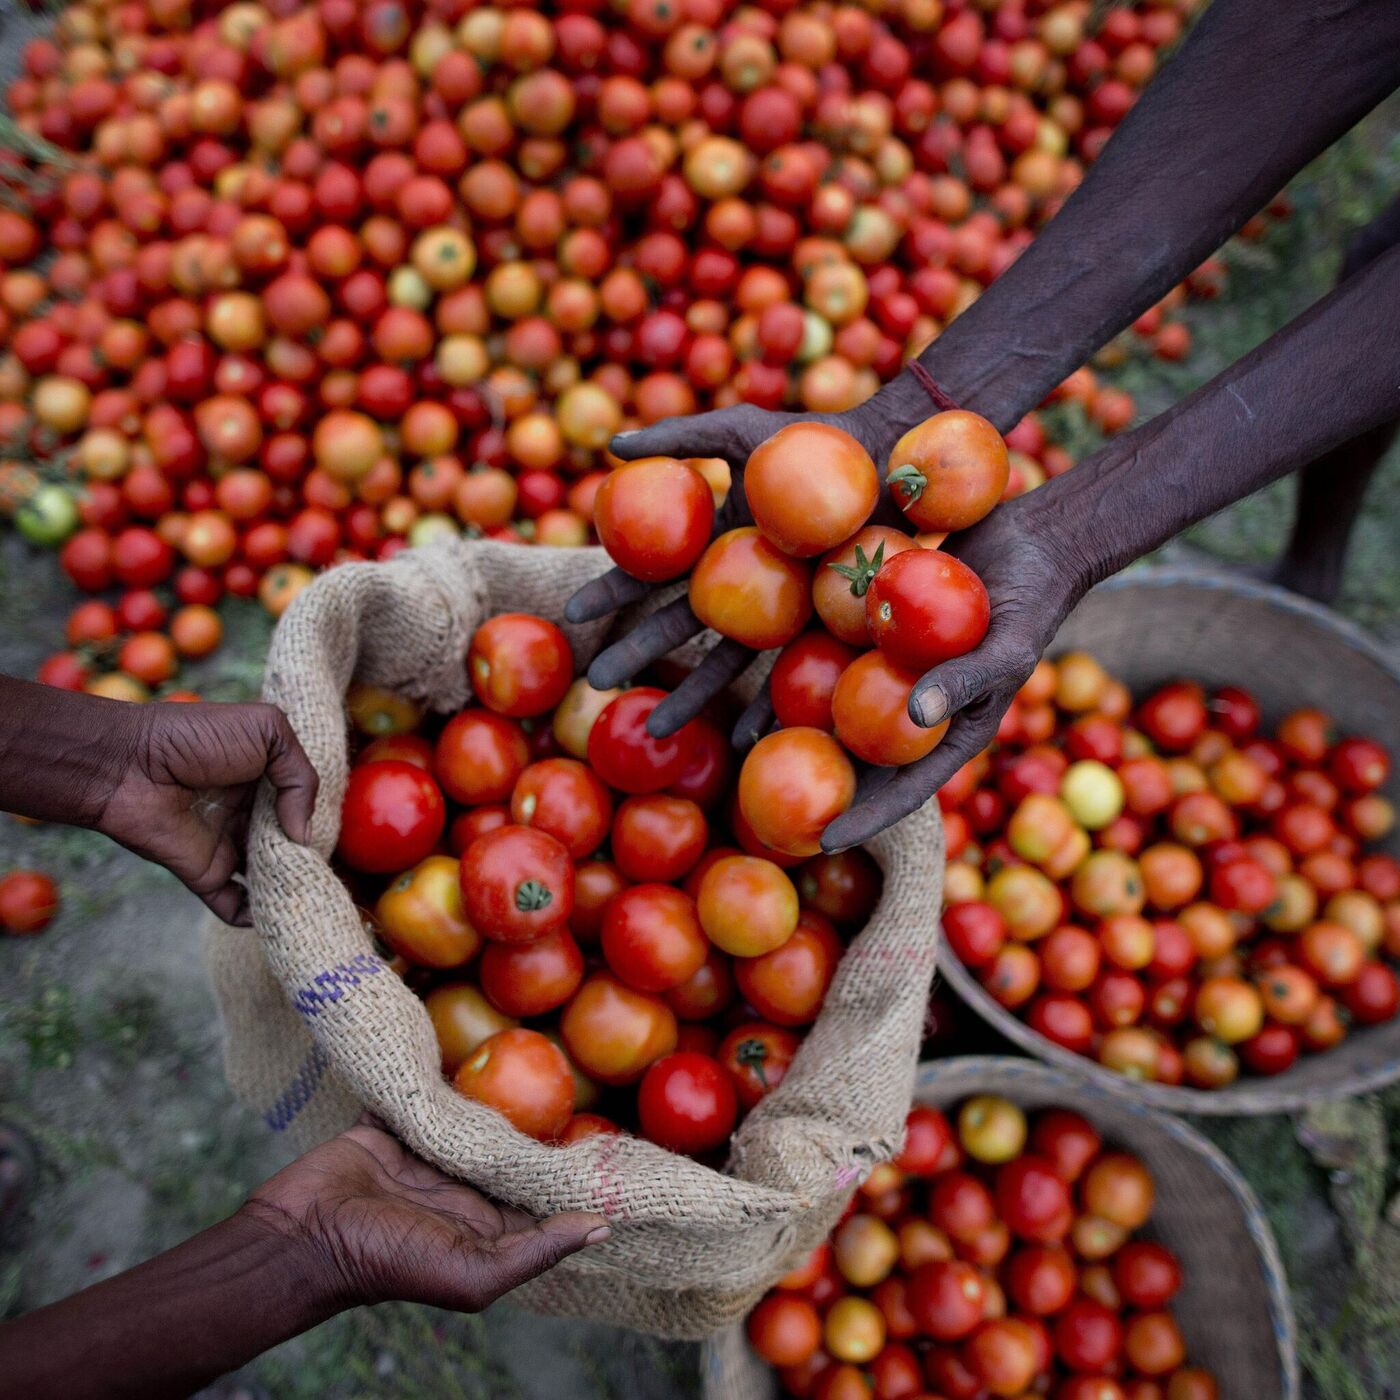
[0,1122,608,1400]
[0,677,317,924]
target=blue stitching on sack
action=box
[290,953,387,1019]
[264,1044,330,1132]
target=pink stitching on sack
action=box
[833,1164,862,1190]
[590,1133,630,1220]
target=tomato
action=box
[569,857,628,945]
[588,687,698,793]
[1082,1152,1155,1229]
[738,728,857,857]
[0,870,59,934]
[1028,1109,1101,1182]
[337,760,446,874]
[1277,707,1334,765]
[453,1027,574,1141]
[510,757,612,858]
[747,1293,822,1368]
[735,908,841,1026]
[957,1094,1028,1164]
[697,854,799,956]
[833,1213,900,1289]
[459,825,573,943]
[718,1020,799,1109]
[666,716,733,809]
[689,526,812,649]
[1137,682,1207,753]
[601,883,708,992]
[897,1106,961,1177]
[1329,735,1390,793]
[479,927,585,1017]
[866,549,990,671]
[611,794,708,881]
[771,631,860,731]
[469,612,573,718]
[885,411,1009,532]
[1340,959,1400,1023]
[815,526,918,645]
[995,1155,1071,1242]
[594,456,715,581]
[825,1295,887,1366]
[1123,1311,1185,1377]
[375,855,479,968]
[424,983,516,1076]
[560,971,678,1085]
[1053,1296,1123,1372]
[434,710,529,805]
[1006,1243,1077,1315]
[964,1317,1040,1397]
[637,1051,737,1154]
[832,651,949,766]
[906,1259,986,1340]
[744,422,879,557]
[666,947,735,1022]
[559,1113,623,1143]
[552,680,622,761]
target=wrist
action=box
[233,1199,360,1316]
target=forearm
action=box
[1046,242,1400,580]
[873,0,1400,432]
[0,1209,340,1399]
[0,676,138,827]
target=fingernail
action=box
[912,685,947,728]
[610,430,638,445]
[584,1225,612,1245]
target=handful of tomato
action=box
[596,415,1009,854]
[746,1094,1219,1400]
[939,651,1400,1089]
[335,609,883,1146]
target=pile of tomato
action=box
[937,652,1400,1089]
[0,0,1228,699]
[746,1093,1218,1400]
[335,608,882,1145]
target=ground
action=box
[1,48,1400,1400]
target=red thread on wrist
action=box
[907,361,961,413]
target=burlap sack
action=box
[207,537,944,1338]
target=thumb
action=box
[470,1212,611,1304]
[258,706,320,845]
[610,406,768,468]
[908,627,1038,729]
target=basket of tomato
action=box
[210,535,945,1338]
[934,566,1400,1114]
[706,1056,1298,1400]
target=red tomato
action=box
[942,901,1008,969]
[453,1027,574,1140]
[797,849,883,926]
[833,651,949,766]
[588,687,698,793]
[770,631,860,731]
[1340,959,1400,1024]
[434,710,529,805]
[611,794,708,881]
[479,927,585,1017]
[906,1259,986,1341]
[1112,1241,1182,1309]
[734,909,841,1026]
[747,1293,823,1368]
[815,526,918,645]
[689,526,813,649]
[569,857,628,944]
[718,1020,799,1109]
[1329,736,1390,793]
[337,760,446,873]
[1053,1296,1123,1371]
[738,728,857,857]
[666,715,733,808]
[560,971,678,1085]
[459,825,574,943]
[0,870,59,934]
[885,411,1009,533]
[601,883,708,992]
[896,1106,961,1176]
[866,549,990,671]
[637,1050,738,1154]
[744,422,879,557]
[593,455,715,581]
[1137,681,1208,753]
[510,757,613,858]
[995,1155,1072,1242]
[469,613,573,717]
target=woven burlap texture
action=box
[207,537,944,1338]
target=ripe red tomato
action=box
[569,857,628,945]
[995,1155,1072,1241]
[734,909,841,1026]
[866,549,991,671]
[1006,1243,1078,1315]
[1112,1240,1182,1309]
[510,757,612,858]
[601,883,708,993]
[434,710,529,805]
[942,901,1008,969]
[770,631,860,731]
[1053,1296,1123,1371]
[738,728,857,857]
[689,526,813,649]
[666,715,733,808]
[479,927,585,1017]
[0,870,59,934]
[896,1106,962,1177]
[832,651,949,766]
[815,526,919,646]
[905,1259,986,1340]
[337,760,446,874]
[588,687,698,793]
[744,422,879,557]
[594,456,715,581]
[747,1293,822,1368]
[559,971,678,1085]
[459,825,574,943]
[1340,959,1400,1024]
[1329,735,1390,793]
[1136,681,1208,753]
[469,612,573,718]
[611,794,708,881]
[453,1026,574,1141]
[885,411,1009,532]
[718,1020,800,1109]
[637,1051,737,1154]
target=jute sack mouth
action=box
[207,537,944,1338]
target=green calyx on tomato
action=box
[735,1036,771,1087]
[886,463,927,504]
[827,540,885,598]
[515,878,554,912]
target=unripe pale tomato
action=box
[375,855,480,969]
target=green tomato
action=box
[15,484,79,547]
[407,512,460,548]
[1061,759,1125,831]
[797,310,834,364]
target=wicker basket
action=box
[704,1055,1300,1400]
[937,564,1400,1114]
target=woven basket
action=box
[937,564,1400,1115]
[705,1055,1300,1400]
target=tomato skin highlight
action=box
[689,526,813,649]
[866,549,991,671]
[594,456,715,581]
[337,760,446,874]
[738,727,857,857]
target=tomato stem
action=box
[735,1037,769,1087]
[514,879,553,912]
[887,463,927,503]
[827,540,885,598]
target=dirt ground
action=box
[2,21,1400,1400]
